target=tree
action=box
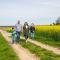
[53,22,55,25]
[56,17,60,25]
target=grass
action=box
[0,33,19,60]
[20,39,60,60]
[6,29,13,33]
[3,28,60,60]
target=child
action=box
[12,27,17,44]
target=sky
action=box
[0,0,60,26]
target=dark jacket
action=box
[30,26,35,33]
[23,25,29,35]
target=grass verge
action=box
[20,39,60,60]
[0,33,19,60]
[6,29,60,48]
[34,35,60,48]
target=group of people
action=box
[12,20,35,44]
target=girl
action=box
[23,22,29,42]
[30,23,35,39]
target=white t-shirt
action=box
[26,25,28,29]
[15,23,22,32]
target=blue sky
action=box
[0,0,60,26]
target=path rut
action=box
[0,30,39,60]
[7,31,60,55]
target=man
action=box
[15,20,22,43]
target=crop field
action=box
[1,25,60,47]
[35,25,60,47]
[0,25,60,60]
[0,26,12,30]
[0,26,13,32]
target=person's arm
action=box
[33,27,35,33]
[34,27,35,31]
[21,25,23,32]
[29,26,31,33]
[23,26,24,33]
[28,26,30,33]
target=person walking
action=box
[30,23,35,39]
[12,27,17,44]
[15,20,22,43]
[23,22,29,42]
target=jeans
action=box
[12,35,14,44]
[16,31,20,43]
[30,32,35,39]
[24,32,28,40]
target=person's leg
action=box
[31,32,35,39]
[24,32,26,40]
[18,32,20,42]
[12,36,14,44]
[17,31,20,43]
[24,35,27,40]
[25,35,28,40]
[19,32,20,39]
[25,33,28,42]
[32,32,35,39]
[16,31,19,43]
[30,32,33,39]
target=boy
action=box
[12,27,17,44]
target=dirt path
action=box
[20,37,60,55]
[5,31,60,55]
[0,30,39,60]
[28,39,60,55]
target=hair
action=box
[24,22,29,26]
[17,20,20,24]
[12,27,14,30]
[31,23,34,26]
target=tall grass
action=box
[35,25,60,47]
[35,29,60,41]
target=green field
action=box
[8,31,60,60]
[20,39,60,60]
[4,25,60,48]
[34,26,60,48]
[6,26,60,48]
[0,33,19,60]
[1,26,60,60]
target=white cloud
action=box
[0,0,60,25]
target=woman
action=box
[30,23,35,39]
[23,22,29,42]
